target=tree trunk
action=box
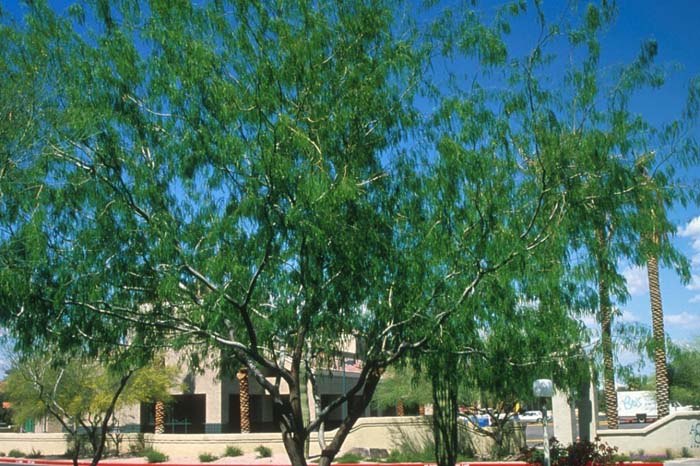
[396,398,405,416]
[154,401,165,434]
[599,272,618,429]
[430,352,459,466]
[90,371,133,466]
[237,368,251,433]
[282,429,308,466]
[300,365,310,458]
[597,228,618,429]
[315,366,384,466]
[647,248,669,418]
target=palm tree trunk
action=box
[647,247,669,418]
[597,228,618,429]
[237,368,251,433]
[154,401,165,434]
[600,277,618,429]
[396,398,405,416]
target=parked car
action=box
[517,410,543,423]
[458,413,491,427]
[670,401,694,412]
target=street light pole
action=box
[533,379,554,466]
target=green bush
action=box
[255,445,272,458]
[7,449,25,458]
[199,452,218,462]
[521,437,621,466]
[224,446,243,457]
[384,447,435,464]
[335,452,364,463]
[27,449,43,459]
[143,448,169,463]
[0,452,6,457]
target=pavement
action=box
[0,454,294,466]
[665,460,700,466]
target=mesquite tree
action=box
[2,2,698,465]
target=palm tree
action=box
[237,368,251,433]
[646,233,669,418]
[596,226,618,429]
[154,400,165,434]
[636,166,671,419]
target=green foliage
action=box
[384,445,435,464]
[5,351,176,466]
[334,452,363,463]
[198,453,218,463]
[254,446,272,458]
[2,2,699,465]
[383,433,473,464]
[521,437,620,466]
[5,353,176,430]
[26,449,42,459]
[224,446,243,457]
[143,448,169,463]
[374,365,431,409]
[669,341,700,406]
[7,449,24,458]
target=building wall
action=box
[0,416,525,459]
[27,345,367,435]
[598,411,700,457]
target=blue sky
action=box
[459,0,700,361]
[592,0,700,349]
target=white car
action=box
[518,411,543,423]
[670,401,694,412]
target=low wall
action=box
[329,416,524,458]
[0,416,525,460]
[0,433,67,456]
[598,411,700,457]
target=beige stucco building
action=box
[30,339,370,435]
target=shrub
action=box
[255,445,272,458]
[143,448,169,463]
[199,452,218,462]
[521,437,620,466]
[27,449,43,459]
[335,452,364,463]
[0,452,6,457]
[7,449,25,458]
[224,446,243,457]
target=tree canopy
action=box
[1,1,698,465]
[5,351,177,464]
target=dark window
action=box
[140,394,206,433]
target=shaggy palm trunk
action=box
[396,399,405,416]
[599,275,618,429]
[647,247,669,418]
[237,368,251,433]
[597,228,618,429]
[154,401,165,434]
[599,281,618,429]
